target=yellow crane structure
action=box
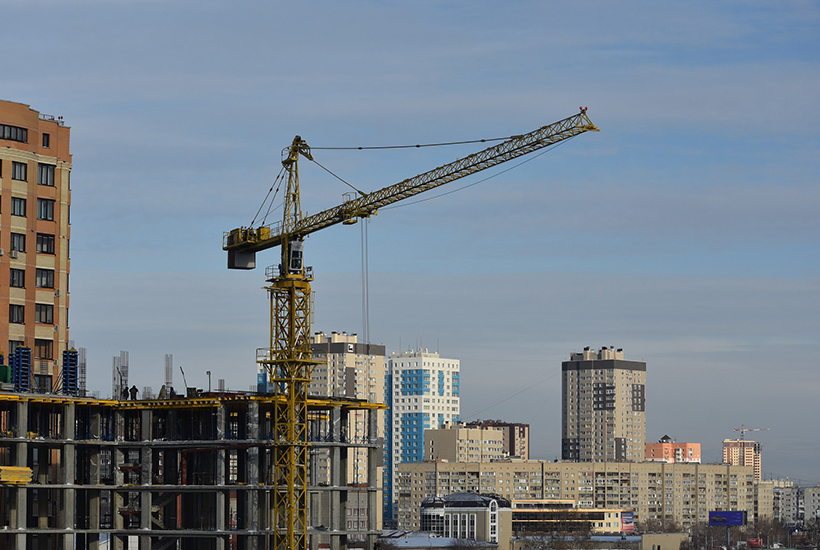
[223,108,598,550]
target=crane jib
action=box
[224,109,598,265]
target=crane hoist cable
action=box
[310,134,511,150]
[249,164,287,228]
[309,157,367,197]
[268,130,580,222]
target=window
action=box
[11,197,26,216]
[10,269,25,288]
[8,340,25,354]
[12,161,27,181]
[36,234,55,254]
[35,269,54,288]
[35,304,53,324]
[9,304,24,324]
[1,124,27,143]
[37,198,54,221]
[37,163,55,186]
[10,233,25,252]
[34,339,53,360]
[42,133,50,148]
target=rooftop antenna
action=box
[165,354,173,388]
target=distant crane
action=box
[733,424,770,439]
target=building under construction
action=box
[0,389,384,550]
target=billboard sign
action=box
[709,511,745,526]
[621,512,635,533]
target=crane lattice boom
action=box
[734,424,770,439]
[224,109,598,268]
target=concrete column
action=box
[37,445,48,533]
[87,408,102,550]
[62,402,76,550]
[11,400,28,541]
[246,401,259,550]
[329,406,348,550]
[366,409,379,550]
[112,410,126,550]
[140,409,152,549]
[215,405,227,550]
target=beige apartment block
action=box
[723,439,762,480]
[395,460,761,532]
[754,480,775,523]
[563,347,646,462]
[467,420,530,460]
[426,421,506,462]
[0,100,71,389]
[310,331,386,534]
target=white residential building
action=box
[384,348,460,522]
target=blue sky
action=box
[2,1,818,483]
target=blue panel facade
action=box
[385,355,460,524]
[61,349,79,396]
[384,373,394,518]
[11,347,31,393]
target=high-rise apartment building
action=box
[646,435,701,463]
[0,100,71,390]
[562,347,646,462]
[467,419,530,460]
[723,439,762,480]
[804,485,820,523]
[384,348,460,522]
[771,481,801,526]
[425,421,506,462]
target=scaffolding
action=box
[0,391,384,550]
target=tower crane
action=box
[734,424,770,439]
[223,108,598,550]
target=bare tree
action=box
[801,517,820,548]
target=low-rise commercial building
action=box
[419,494,632,550]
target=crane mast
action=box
[224,109,598,550]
